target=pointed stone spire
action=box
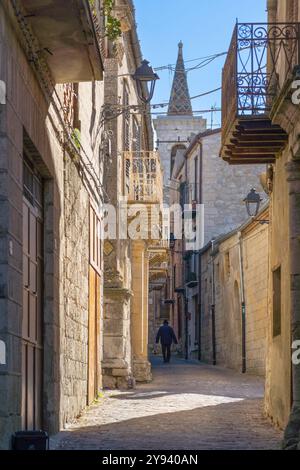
[168,41,193,116]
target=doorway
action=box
[22,157,44,430]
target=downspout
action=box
[183,154,189,361]
[198,140,203,361]
[184,292,189,361]
[238,231,246,374]
[211,240,217,366]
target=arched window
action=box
[170,144,186,176]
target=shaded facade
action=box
[0,0,161,449]
[0,0,105,448]
[200,207,269,376]
[220,0,300,447]
[169,129,266,359]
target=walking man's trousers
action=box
[162,344,171,363]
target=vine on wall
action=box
[103,0,122,41]
[89,0,122,41]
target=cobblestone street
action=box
[51,357,282,450]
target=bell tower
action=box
[154,42,206,203]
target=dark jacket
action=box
[156,325,178,346]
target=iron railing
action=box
[124,151,163,204]
[222,22,300,143]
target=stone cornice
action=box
[104,286,133,299]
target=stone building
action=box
[169,128,266,359]
[0,0,106,448]
[0,0,160,450]
[154,42,206,204]
[220,0,300,447]
[100,0,164,388]
[199,206,269,376]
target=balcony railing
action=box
[124,151,163,204]
[221,22,297,163]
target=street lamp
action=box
[243,188,262,218]
[133,60,159,104]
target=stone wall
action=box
[187,131,267,244]
[0,3,104,448]
[200,214,269,376]
[154,115,206,203]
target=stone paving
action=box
[51,357,283,450]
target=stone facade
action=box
[200,209,269,376]
[186,130,266,244]
[168,129,267,359]
[0,1,105,448]
[217,0,300,448]
[154,43,206,203]
[154,115,206,202]
[263,1,300,434]
[0,0,159,449]
[101,1,158,387]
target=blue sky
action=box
[134,0,267,128]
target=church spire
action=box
[168,41,193,116]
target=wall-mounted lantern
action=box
[133,60,159,104]
[243,188,262,218]
[243,188,269,224]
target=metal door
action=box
[22,158,43,430]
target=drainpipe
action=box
[198,141,203,361]
[184,291,189,361]
[238,231,246,374]
[198,254,202,361]
[211,240,217,366]
[183,154,189,361]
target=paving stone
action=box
[51,357,282,450]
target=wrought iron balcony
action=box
[124,151,163,204]
[220,23,300,164]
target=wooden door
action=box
[22,159,43,430]
[88,205,102,405]
[88,267,101,404]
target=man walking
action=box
[156,320,178,363]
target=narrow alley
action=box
[51,358,282,450]
[2,0,300,456]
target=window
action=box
[123,82,130,151]
[170,144,186,176]
[90,205,102,275]
[132,117,141,154]
[273,266,281,337]
[179,181,187,209]
[194,155,198,201]
[23,156,43,213]
[225,252,231,279]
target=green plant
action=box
[71,128,81,151]
[88,0,96,16]
[103,0,121,41]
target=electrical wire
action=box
[154,51,228,72]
